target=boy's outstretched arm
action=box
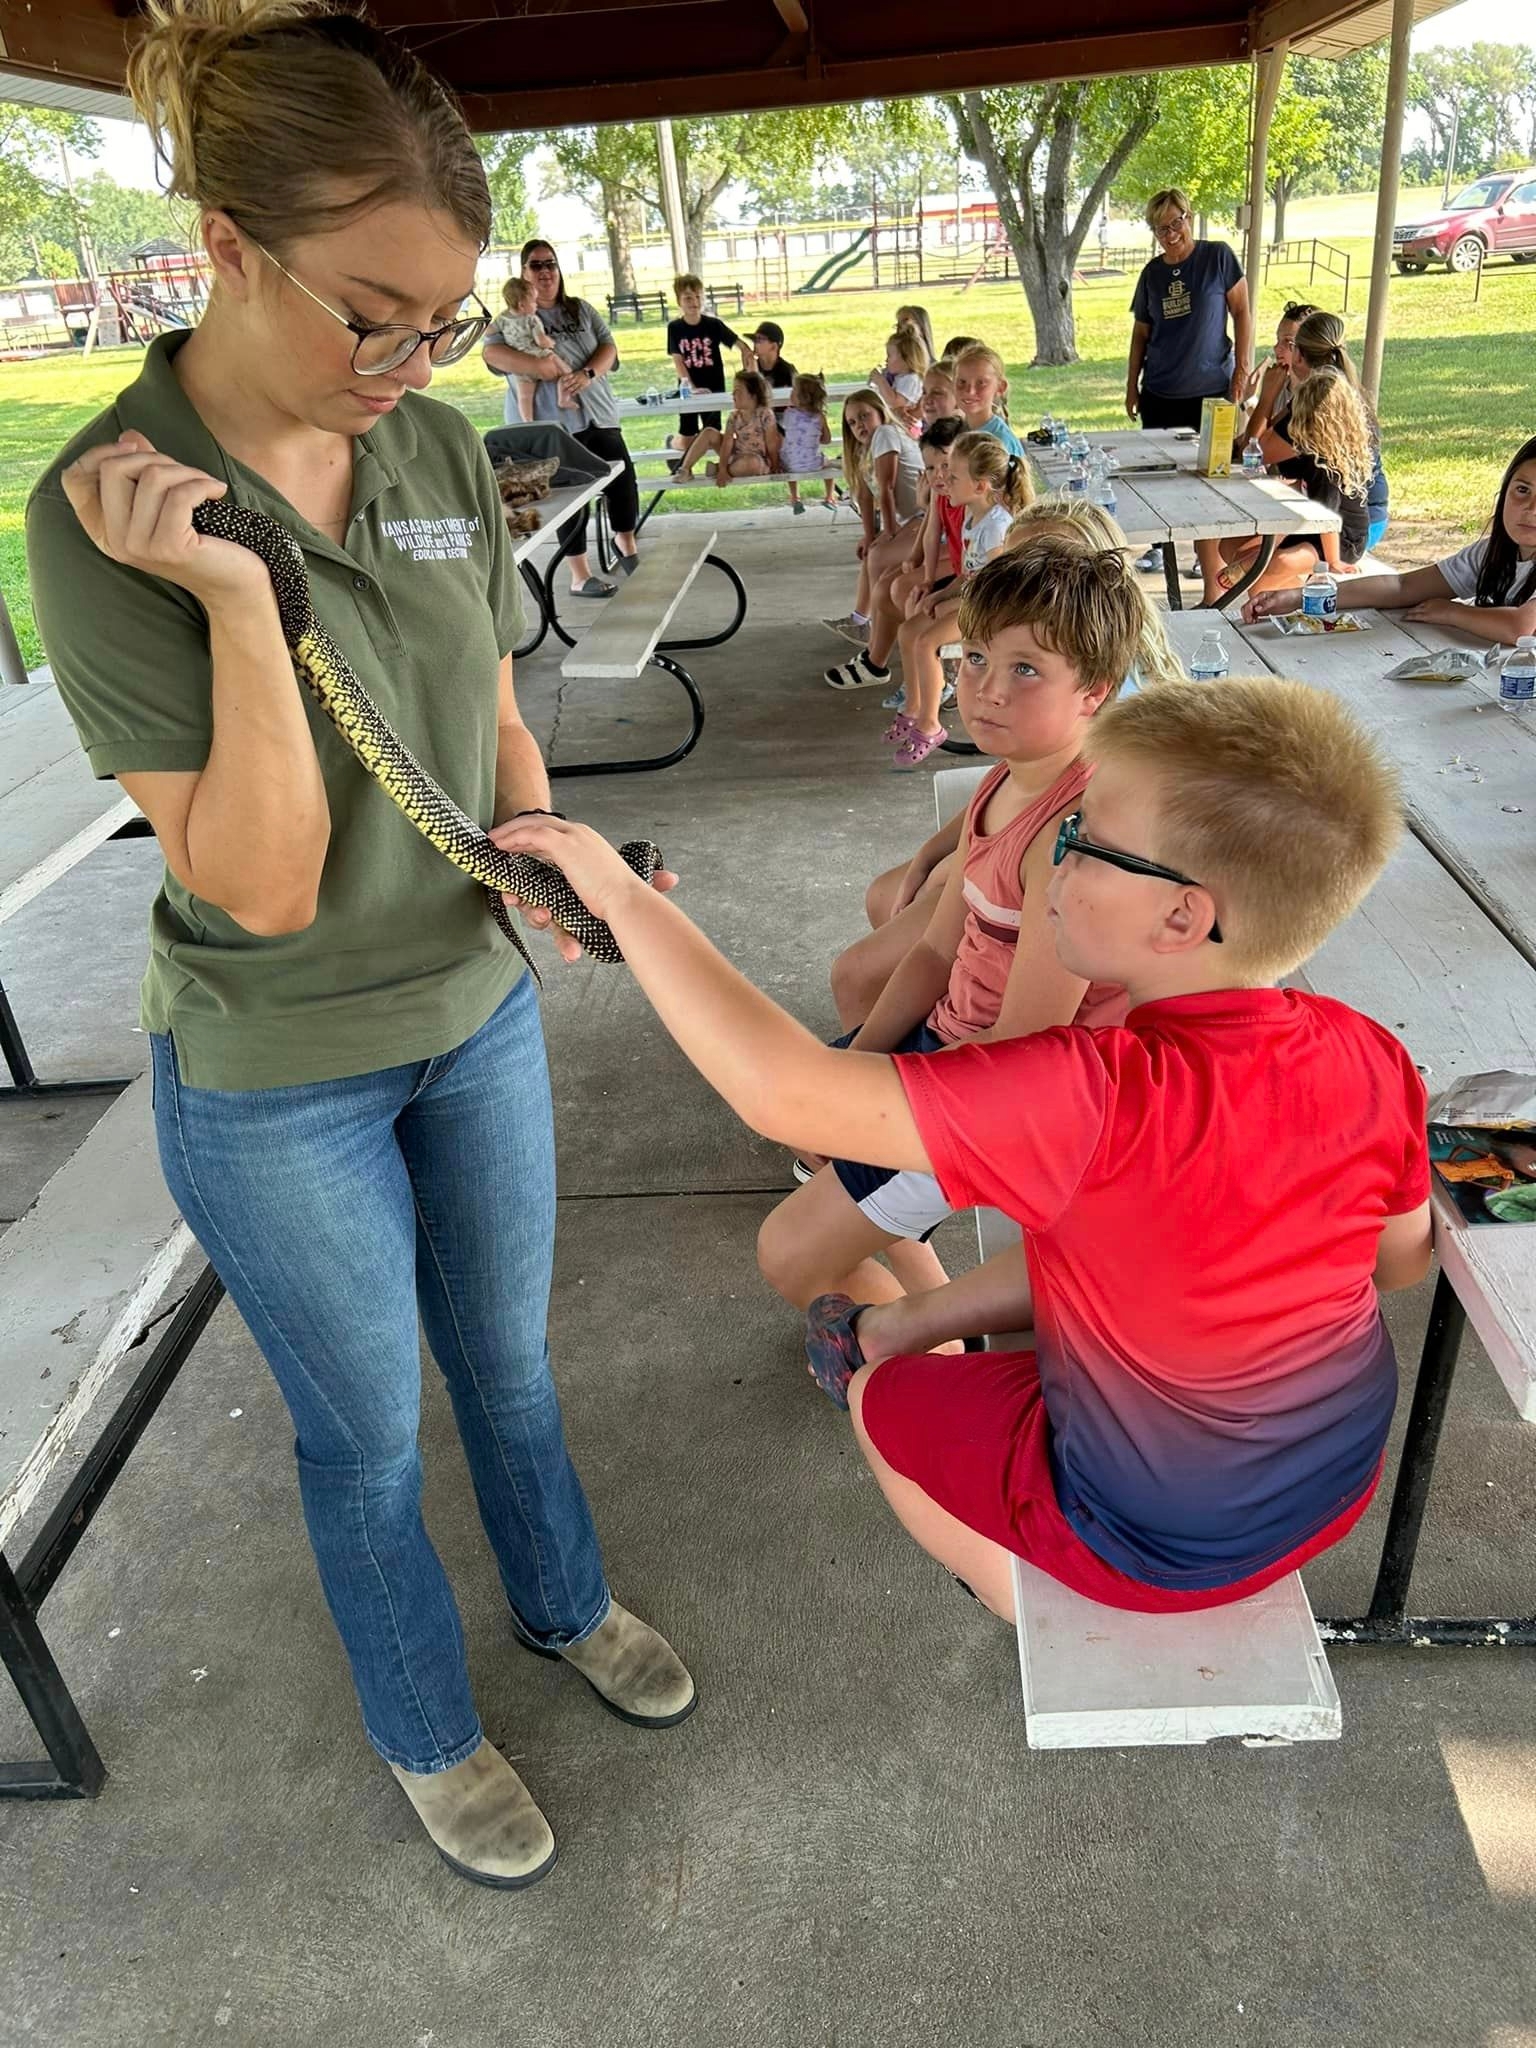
[490,818,934,1173]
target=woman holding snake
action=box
[24,0,692,1892]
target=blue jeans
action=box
[150,976,608,1773]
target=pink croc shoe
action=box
[890,725,948,772]
[881,711,917,747]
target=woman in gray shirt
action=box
[483,238,639,596]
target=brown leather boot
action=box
[544,1603,697,1728]
[391,1739,556,1890]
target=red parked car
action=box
[1394,171,1536,273]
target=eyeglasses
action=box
[1052,810,1223,942]
[525,258,559,273]
[256,244,491,376]
[1152,214,1191,238]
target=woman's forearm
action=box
[585,341,618,378]
[493,717,552,825]
[485,342,562,379]
[183,593,331,935]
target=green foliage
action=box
[74,174,185,267]
[475,134,537,248]
[1409,44,1536,189]
[0,109,101,275]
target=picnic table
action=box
[1161,605,1536,1649]
[505,461,625,658]
[1,678,147,1096]
[614,380,861,424]
[1031,427,1341,612]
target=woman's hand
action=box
[487,817,678,962]
[1242,585,1303,623]
[61,431,273,612]
[556,366,591,406]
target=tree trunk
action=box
[1272,173,1290,243]
[602,180,637,296]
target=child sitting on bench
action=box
[673,370,782,485]
[492,679,1430,1620]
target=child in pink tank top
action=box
[757,539,1148,1323]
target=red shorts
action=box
[859,1348,1378,1615]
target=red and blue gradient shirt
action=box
[895,989,1429,1590]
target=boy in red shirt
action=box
[494,678,1431,1620]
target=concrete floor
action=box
[2,519,1534,2048]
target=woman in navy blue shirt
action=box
[1126,188,1252,431]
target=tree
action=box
[74,173,183,267]
[475,134,537,249]
[951,81,1159,365]
[540,124,656,296]
[0,108,101,277]
[1408,44,1536,191]
[670,108,841,268]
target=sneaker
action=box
[792,501,806,516]
[1134,546,1161,573]
[824,652,890,691]
[891,725,949,772]
[821,613,870,645]
[939,679,957,709]
[881,683,907,710]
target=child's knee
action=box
[756,1198,808,1297]
[830,941,880,1030]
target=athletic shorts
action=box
[860,1346,1384,1614]
[831,1022,955,1240]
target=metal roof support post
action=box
[1360,0,1415,410]
[1244,39,1288,290]
[656,119,690,278]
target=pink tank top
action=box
[929,760,1127,1044]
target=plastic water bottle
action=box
[1070,431,1091,465]
[1067,455,1087,495]
[1498,634,1536,715]
[1051,417,1069,449]
[1241,438,1265,477]
[1088,460,1117,519]
[1190,630,1229,681]
[1302,567,1339,630]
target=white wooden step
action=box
[561,524,719,680]
[1012,1556,1341,1748]
[0,1072,192,1551]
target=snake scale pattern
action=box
[191,497,662,975]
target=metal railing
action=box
[1263,236,1352,312]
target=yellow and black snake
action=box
[191,497,661,974]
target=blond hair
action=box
[790,370,828,416]
[127,0,491,253]
[953,342,1010,420]
[1085,680,1401,980]
[1144,186,1192,229]
[952,429,1033,516]
[958,536,1148,697]
[887,323,931,379]
[840,385,896,499]
[673,272,703,297]
[1004,497,1182,687]
[1289,366,1374,503]
[1293,311,1362,392]
[940,334,981,360]
[501,275,533,311]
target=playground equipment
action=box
[796,226,872,292]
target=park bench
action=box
[553,522,745,778]
[1,676,223,1798]
[933,764,1343,1748]
[634,460,845,534]
[705,283,745,318]
[606,289,668,324]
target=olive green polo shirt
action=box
[25,331,526,1091]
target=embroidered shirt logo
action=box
[381,513,481,562]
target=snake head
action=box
[191,496,315,645]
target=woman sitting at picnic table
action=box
[482,236,639,597]
[25,0,691,1894]
[1125,187,1252,585]
[1246,434,1536,644]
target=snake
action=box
[190,497,662,977]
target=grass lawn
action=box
[3,246,1532,668]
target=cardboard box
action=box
[1197,397,1237,476]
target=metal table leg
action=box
[0,1552,106,1798]
[549,652,705,780]
[1314,1268,1536,1649]
[1161,541,1183,611]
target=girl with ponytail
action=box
[25,0,691,1891]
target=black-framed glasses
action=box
[257,244,491,376]
[1052,810,1223,942]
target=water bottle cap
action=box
[1518,635,1536,650]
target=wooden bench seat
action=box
[0,1074,189,1555]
